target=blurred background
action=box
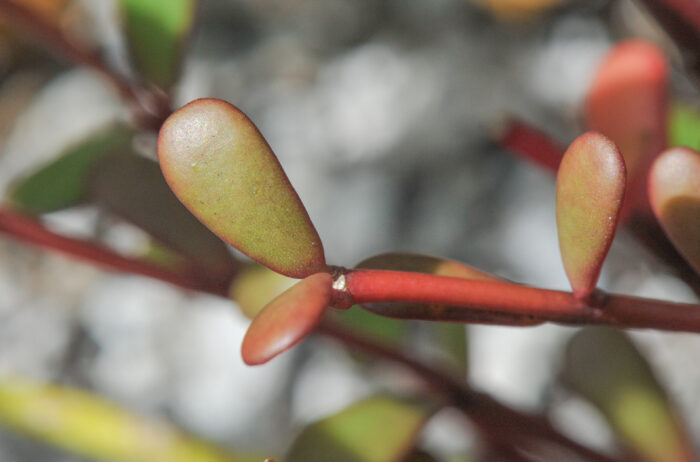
[0,0,698,460]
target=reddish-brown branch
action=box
[317,321,620,462]
[0,0,170,129]
[338,269,700,333]
[495,118,564,172]
[0,209,226,295]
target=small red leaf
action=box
[585,40,668,218]
[556,132,626,299]
[649,147,700,275]
[241,272,332,365]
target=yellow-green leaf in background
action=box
[669,104,700,151]
[286,395,435,462]
[0,376,266,462]
[562,328,695,462]
[7,125,133,214]
[229,263,297,319]
[468,0,562,20]
[119,0,197,91]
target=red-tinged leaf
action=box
[355,253,540,327]
[648,147,700,275]
[286,395,435,462]
[88,153,236,285]
[158,98,326,279]
[229,263,296,319]
[562,328,696,462]
[241,272,332,365]
[585,40,668,218]
[556,132,626,299]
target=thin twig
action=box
[317,321,620,462]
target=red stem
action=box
[0,209,225,295]
[0,0,170,129]
[495,117,564,172]
[339,269,700,333]
[318,321,620,462]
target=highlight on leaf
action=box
[556,132,626,299]
[285,395,434,462]
[241,272,332,365]
[585,39,668,217]
[158,98,326,279]
[0,376,265,462]
[562,328,695,462]
[648,147,700,275]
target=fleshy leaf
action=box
[0,376,265,462]
[158,98,326,279]
[229,263,297,319]
[556,132,626,299]
[88,152,236,284]
[8,125,133,214]
[669,104,700,151]
[355,253,538,327]
[119,0,197,90]
[241,272,332,365]
[648,147,700,275]
[585,40,668,217]
[286,395,434,462]
[562,328,695,462]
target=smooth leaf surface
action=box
[585,40,668,217]
[562,328,694,462]
[0,376,264,462]
[119,0,197,90]
[286,395,434,462]
[229,263,297,319]
[648,147,700,275]
[556,132,626,298]
[8,125,133,214]
[241,272,332,365]
[469,0,562,20]
[158,98,326,279]
[88,152,236,283]
[355,253,539,327]
[670,104,700,151]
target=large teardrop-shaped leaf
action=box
[648,147,700,275]
[585,40,668,217]
[87,152,236,284]
[562,328,695,462]
[158,98,326,279]
[241,272,332,365]
[286,395,435,462]
[8,125,133,214]
[119,0,197,91]
[556,132,626,299]
[0,376,265,462]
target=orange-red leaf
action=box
[648,147,700,275]
[556,132,626,298]
[158,98,326,279]
[241,272,332,365]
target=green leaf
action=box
[88,152,236,282]
[562,328,695,462]
[0,376,266,462]
[669,104,700,151]
[229,263,297,319]
[158,98,326,279]
[585,40,668,218]
[556,132,626,298]
[241,272,332,365]
[286,395,434,462]
[648,147,700,275]
[119,0,197,90]
[8,125,133,214]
